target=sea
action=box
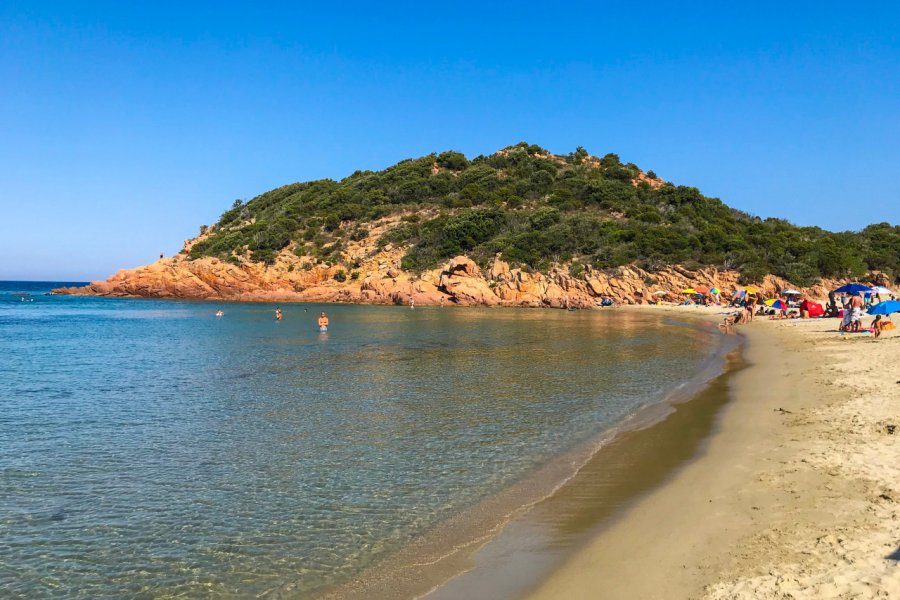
[0,280,728,599]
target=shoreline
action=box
[310,310,739,600]
[521,306,900,599]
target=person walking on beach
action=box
[849,293,863,332]
[746,294,757,322]
[318,312,329,331]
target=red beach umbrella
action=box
[694,286,711,294]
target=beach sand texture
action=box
[524,309,899,599]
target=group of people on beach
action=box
[838,293,865,332]
[714,284,896,338]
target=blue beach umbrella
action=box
[834,283,872,294]
[868,300,900,315]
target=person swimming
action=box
[318,312,329,331]
[215,310,224,317]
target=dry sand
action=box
[523,306,900,599]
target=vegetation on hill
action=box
[188,143,900,286]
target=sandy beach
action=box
[523,306,900,599]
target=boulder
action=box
[447,256,481,277]
[489,256,510,280]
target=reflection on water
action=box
[1,283,718,598]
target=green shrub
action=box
[436,151,469,171]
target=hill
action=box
[54,143,898,306]
[188,143,898,287]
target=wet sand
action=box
[523,306,900,599]
[427,340,745,600]
[315,312,736,600]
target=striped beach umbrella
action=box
[764,299,786,309]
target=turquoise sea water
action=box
[0,281,721,598]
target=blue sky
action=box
[2,2,898,281]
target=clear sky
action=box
[2,2,898,281]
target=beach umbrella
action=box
[834,283,872,294]
[868,300,900,315]
[653,290,668,295]
[782,289,801,295]
[694,286,711,294]
[764,299,786,309]
[710,287,719,294]
[682,288,697,294]
[732,289,746,298]
[871,286,893,295]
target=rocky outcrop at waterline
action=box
[52,244,879,306]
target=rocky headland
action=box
[53,144,898,306]
[53,237,868,307]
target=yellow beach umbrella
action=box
[744,286,759,294]
[682,288,697,294]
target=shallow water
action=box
[1,281,720,598]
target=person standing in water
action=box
[275,308,283,321]
[318,312,329,331]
